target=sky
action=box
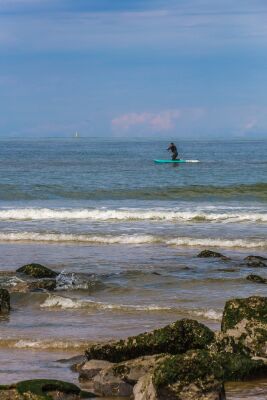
[0,0,267,139]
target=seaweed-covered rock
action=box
[16,264,58,279]
[244,255,267,268]
[0,379,94,399]
[134,350,267,400]
[92,355,165,397]
[136,350,226,400]
[85,319,215,363]
[246,274,267,284]
[221,296,267,332]
[0,288,10,313]
[197,250,228,259]
[221,296,267,357]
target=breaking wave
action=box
[0,207,266,223]
[40,295,223,322]
[0,337,89,350]
[0,231,265,249]
[40,295,172,312]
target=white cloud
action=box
[111,108,206,134]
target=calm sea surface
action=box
[0,139,266,398]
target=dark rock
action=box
[85,319,215,363]
[0,288,10,313]
[0,379,95,399]
[244,255,267,268]
[27,279,57,291]
[246,274,267,284]
[16,263,58,279]
[197,250,229,260]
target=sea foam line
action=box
[40,295,171,311]
[40,295,222,321]
[0,231,265,249]
[0,208,266,223]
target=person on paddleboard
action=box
[167,142,178,160]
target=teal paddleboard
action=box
[154,159,199,163]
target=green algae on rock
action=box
[0,287,10,313]
[85,319,215,363]
[221,296,267,332]
[16,264,58,279]
[197,250,228,259]
[0,379,94,400]
[152,350,267,400]
[221,296,267,357]
[244,255,267,268]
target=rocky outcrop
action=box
[0,379,94,399]
[246,274,267,284]
[244,255,267,268]
[0,288,10,313]
[85,319,215,363]
[221,296,267,357]
[221,296,267,331]
[16,264,58,279]
[197,250,228,260]
[133,350,267,400]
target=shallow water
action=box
[0,139,266,399]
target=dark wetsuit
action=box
[168,144,178,160]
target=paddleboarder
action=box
[167,142,178,160]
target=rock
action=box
[221,296,267,332]
[16,263,58,279]
[79,359,114,381]
[0,288,10,313]
[0,379,95,399]
[244,255,267,268]
[7,279,56,293]
[133,374,158,400]
[246,274,267,284]
[221,296,267,357]
[136,350,267,400]
[197,250,228,260]
[92,355,164,397]
[135,350,226,400]
[85,319,215,363]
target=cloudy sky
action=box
[1,0,267,138]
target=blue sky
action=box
[1,0,267,138]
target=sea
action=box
[0,138,266,399]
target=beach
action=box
[0,138,266,399]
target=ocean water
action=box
[0,138,266,398]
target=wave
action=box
[40,295,222,321]
[0,183,266,201]
[40,295,172,312]
[0,231,265,249]
[0,337,89,350]
[0,207,266,223]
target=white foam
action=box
[40,295,172,312]
[0,338,88,350]
[0,231,265,249]
[0,207,265,223]
[192,309,223,321]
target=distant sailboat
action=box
[74,131,80,138]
